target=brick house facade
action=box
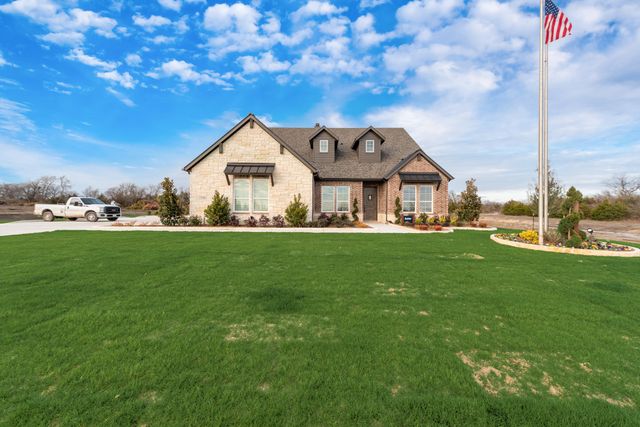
[184,114,453,223]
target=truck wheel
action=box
[42,211,54,222]
[68,218,78,221]
[85,211,98,222]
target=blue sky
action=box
[0,0,638,200]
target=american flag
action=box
[545,0,572,44]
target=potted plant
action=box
[434,224,443,231]
[415,217,429,231]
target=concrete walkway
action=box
[0,217,433,237]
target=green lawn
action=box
[1,231,639,426]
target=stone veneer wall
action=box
[189,123,314,220]
[313,181,363,219]
[383,155,449,222]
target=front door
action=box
[363,187,377,221]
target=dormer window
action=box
[319,139,329,153]
[365,139,375,153]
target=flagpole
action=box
[543,44,549,233]
[538,0,545,245]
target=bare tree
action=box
[606,174,640,199]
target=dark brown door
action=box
[363,187,377,221]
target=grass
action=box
[1,230,639,426]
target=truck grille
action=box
[105,206,120,214]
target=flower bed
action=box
[492,232,639,256]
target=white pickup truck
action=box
[34,197,121,222]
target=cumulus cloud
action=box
[39,31,85,46]
[64,48,117,70]
[290,1,347,22]
[204,3,260,33]
[158,0,181,12]
[149,35,176,44]
[238,51,291,74]
[125,53,142,67]
[352,13,391,48]
[97,70,137,89]
[132,14,172,32]
[0,0,118,43]
[148,59,232,87]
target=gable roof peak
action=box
[351,126,387,149]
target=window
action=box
[365,139,375,153]
[319,139,329,153]
[321,185,350,212]
[321,186,335,212]
[419,185,433,213]
[234,178,250,212]
[336,186,349,212]
[402,185,416,212]
[253,178,269,212]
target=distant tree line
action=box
[0,176,189,211]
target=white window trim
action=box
[321,185,350,213]
[319,139,329,153]
[418,184,434,214]
[402,184,416,213]
[233,176,269,214]
[365,139,375,153]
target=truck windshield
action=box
[80,198,105,205]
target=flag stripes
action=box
[544,0,572,44]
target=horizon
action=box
[1,0,638,203]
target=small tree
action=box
[158,177,183,226]
[561,186,583,216]
[529,169,564,217]
[394,196,402,224]
[351,197,359,221]
[285,194,308,227]
[458,178,482,222]
[204,191,231,225]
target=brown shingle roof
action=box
[270,127,435,180]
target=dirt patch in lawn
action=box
[225,315,334,342]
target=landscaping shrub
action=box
[561,186,584,216]
[543,230,563,245]
[158,177,183,226]
[330,213,339,225]
[188,215,202,226]
[351,198,359,222]
[502,200,533,216]
[204,191,231,225]
[590,200,629,220]
[271,215,285,227]
[285,194,309,227]
[258,214,270,227]
[177,215,189,226]
[565,234,584,248]
[245,216,258,227]
[228,215,240,226]
[557,212,581,239]
[317,213,330,227]
[394,196,401,224]
[418,213,429,224]
[450,214,459,226]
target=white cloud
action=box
[0,0,118,40]
[106,87,135,107]
[174,15,189,34]
[359,0,389,8]
[290,1,347,22]
[64,48,117,70]
[204,3,260,33]
[238,51,290,74]
[39,31,84,46]
[0,51,8,67]
[261,13,280,34]
[318,16,350,37]
[132,14,172,32]
[149,35,176,44]
[125,53,142,67]
[150,59,232,87]
[395,0,463,34]
[97,70,137,89]
[352,13,390,48]
[404,61,499,96]
[0,97,36,134]
[158,0,181,12]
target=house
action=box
[183,113,453,223]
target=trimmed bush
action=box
[271,215,285,227]
[258,215,270,227]
[557,212,581,239]
[502,200,533,216]
[590,200,629,221]
[228,215,240,226]
[245,216,258,227]
[285,194,309,227]
[188,215,202,226]
[204,191,231,225]
[565,234,584,248]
